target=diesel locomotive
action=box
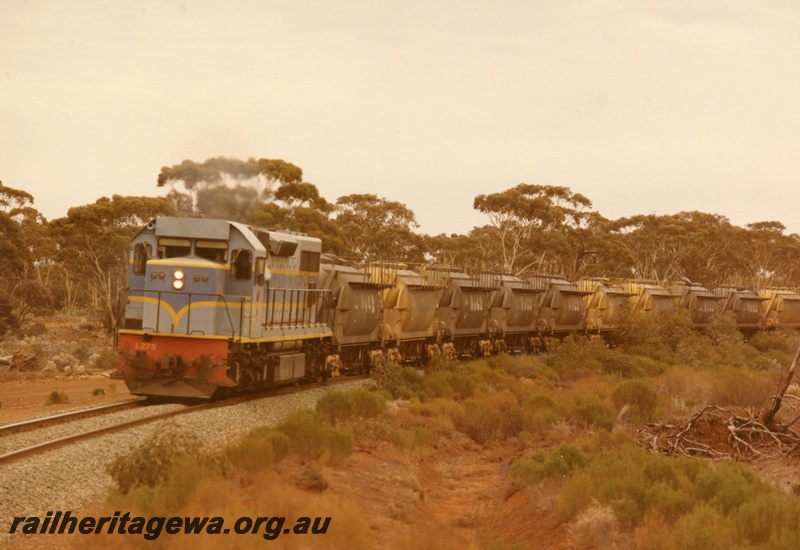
[117,217,331,398]
[116,216,800,399]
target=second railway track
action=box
[0,375,368,465]
[0,399,148,437]
[0,375,371,547]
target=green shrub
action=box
[708,366,775,407]
[644,482,696,524]
[599,348,667,378]
[456,398,501,444]
[607,303,700,357]
[391,424,436,451]
[370,359,402,395]
[524,393,557,411]
[45,390,69,405]
[706,312,743,346]
[92,387,105,396]
[91,348,119,370]
[494,354,541,379]
[424,397,465,423]
[398,366,425,387]
[531,436,800,545]
[555,473,595,521]
[316,390,354,425]
[481,368,505,390]
[421,370,456,399]
[276,408,352,462]
[316,388,387,426]
[113,454,221,514]
[326,427,354,463]
[547,335,606,380]
[421,368,487,400]
[107,423,209,494]
[426,354,458,372]
[601,353,647,378]
[349,416,395,441]
[225,428,289,477]
[749,329,796,354]
[561,394,614,431]
[612,379,658,423]
[500,404,527,438]
[657,505,738,550]
[511,443,587,486]
[350,388,387,418]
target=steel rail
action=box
[0,399,148,437]
[0,375,368,465]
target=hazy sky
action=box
[2,1,799,236]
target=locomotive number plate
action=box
[135,342,157,351]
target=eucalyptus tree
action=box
[0,181,36,280]
[733,221,800,290]
[334,193,422,262]
[0,182,56,332]
[51,195,175,331]
[472,184,594,275]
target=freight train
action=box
[115,217,800,398]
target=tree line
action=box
[1,156,799,334]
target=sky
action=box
[2,1,800,236]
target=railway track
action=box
[0,399,147,436]
[0,375,368,465]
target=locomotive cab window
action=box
[158,238,191,259]
[231,248,252,281]
[195,240,228,263]
[132,243,152,275]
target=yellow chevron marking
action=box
[129,295,317,327]
[130,296,228,326]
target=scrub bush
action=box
[44,390,68,405]
[107,423,215,495]
[276,408,352,462]
[612,379,658,423]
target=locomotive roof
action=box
[142,217,320,254]
[151,217,265,253]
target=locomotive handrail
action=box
[264,286,331,328]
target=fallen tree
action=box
[636,346,800,460]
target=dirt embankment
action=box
[0,375,133,425]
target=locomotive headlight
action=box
[173,279,184,290]
[174,269,185,280]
